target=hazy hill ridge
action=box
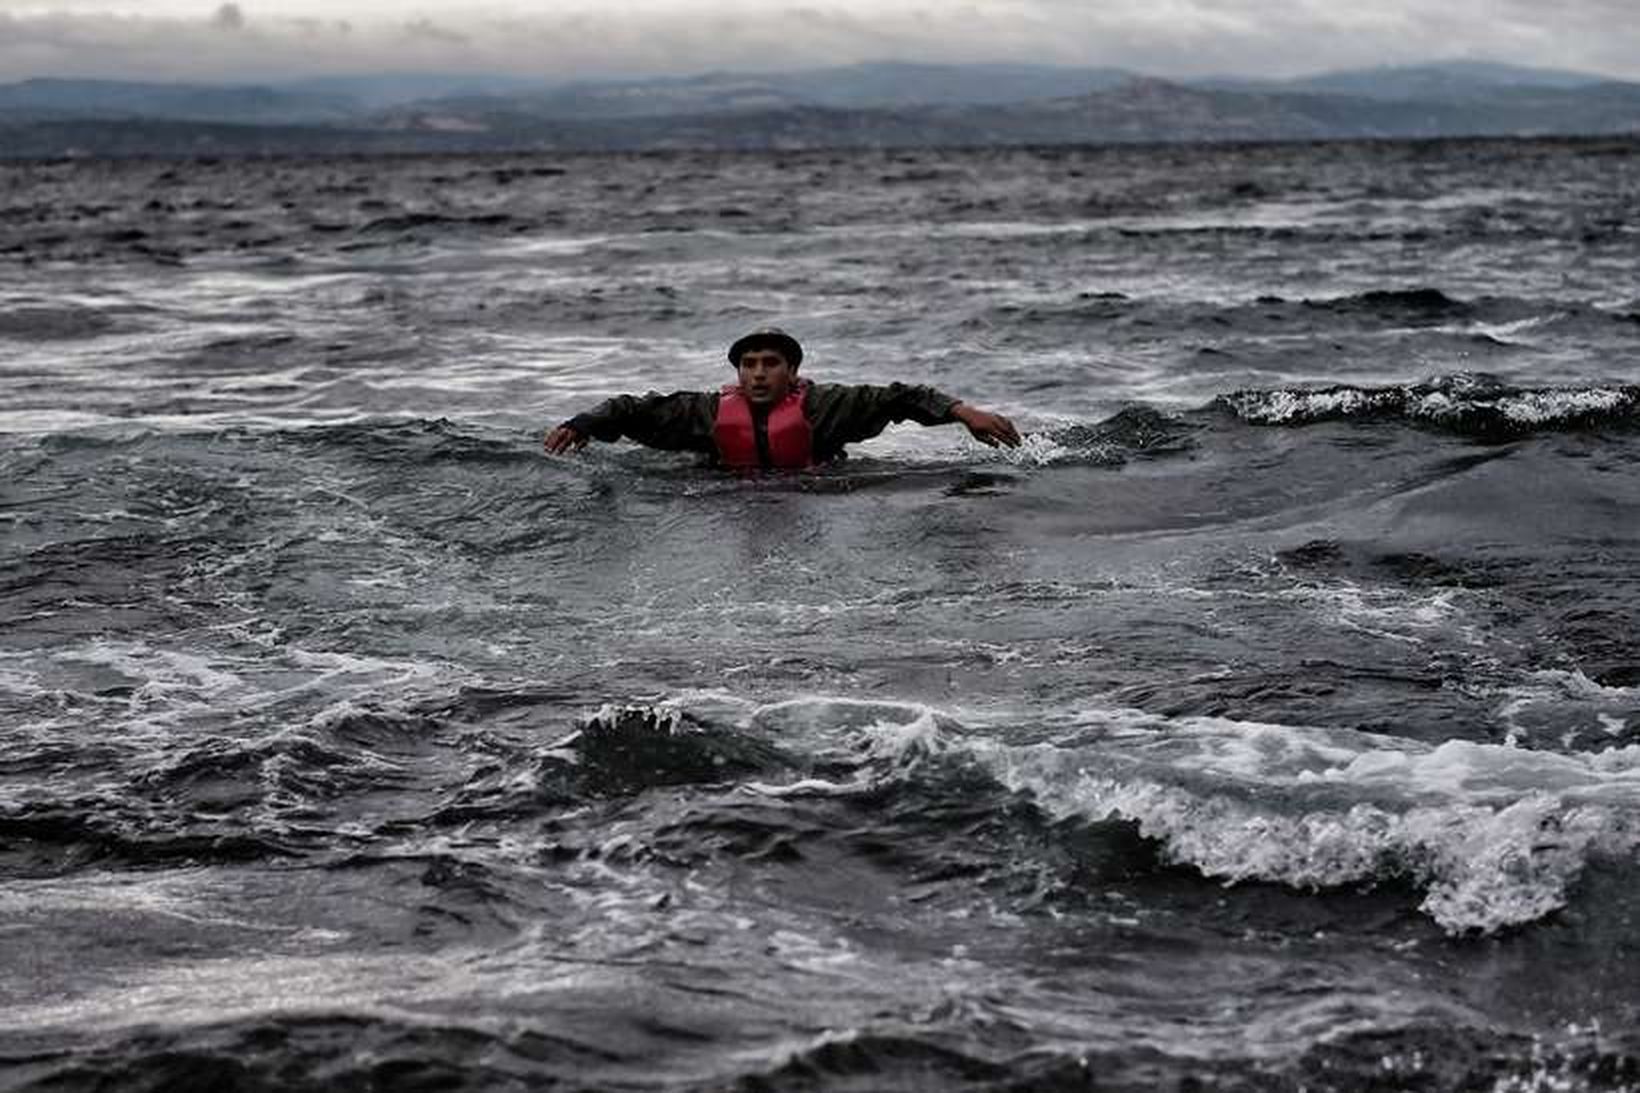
[1,60,1637,157]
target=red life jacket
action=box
[714,381,813,470]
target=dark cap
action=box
[728,327,803,368]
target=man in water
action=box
[542,328,1021,469]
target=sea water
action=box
[2,138,1639,1090]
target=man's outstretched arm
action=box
[542,391,717,456]
[806,382,1021,456]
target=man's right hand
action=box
[543,425,588,455]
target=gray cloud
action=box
[0,2,1634,85]
[402,17,467,46]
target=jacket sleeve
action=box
[563,390,718,454]
[805,382,962,456]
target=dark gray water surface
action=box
[3,138,1640,1091]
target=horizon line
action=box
[3,54,1636,91]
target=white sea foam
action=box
[804,701,1640,935]
[1232,388,1384,424]
[1226,382,1638,431]
[1278,580,1471,646]
[998,426,1133,467]
[1493,670,1638,749]
[0,409,126,433]
[1461,313,1557,342]
[1410,386,1634,425]
[2,639,456,763]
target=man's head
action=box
[728,328,803,408]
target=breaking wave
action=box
[1217,373,1640,437]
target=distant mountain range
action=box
[2,60,1637,158]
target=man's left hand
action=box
[953,403,1022,449]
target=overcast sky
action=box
[1,0,1636,85]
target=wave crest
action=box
[1217,373,1640,437]
[963,715,1640,935]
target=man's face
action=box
[735,348,797,407]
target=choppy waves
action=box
[561,698,1640,936]
[1220,372,1640,437]
[7,139,1640,1091]
[9,690,1640,1090]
